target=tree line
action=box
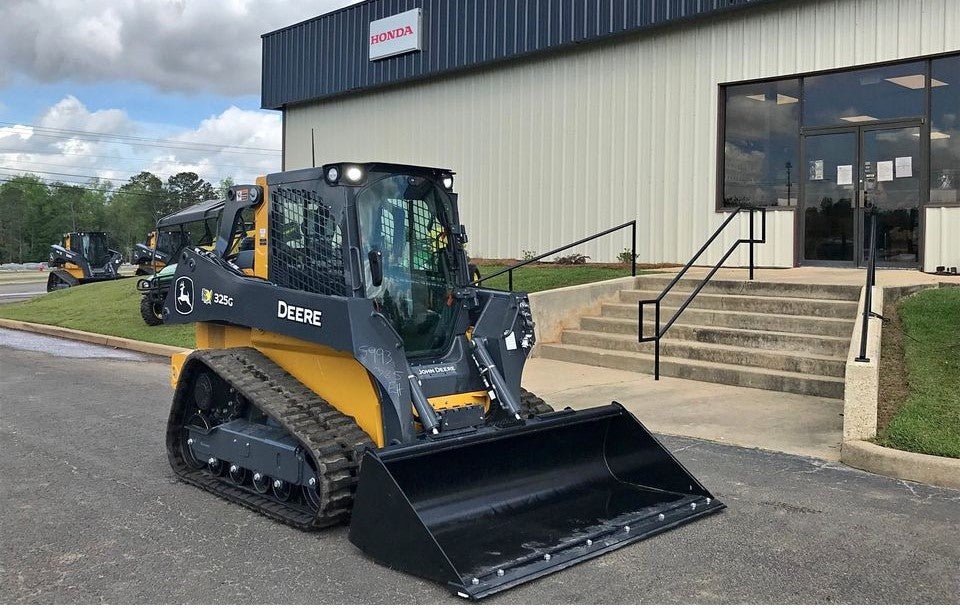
[0,171,234,263]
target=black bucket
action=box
[348,403,723,600]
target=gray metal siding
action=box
[284,0,960,270]
[262,0,779,109]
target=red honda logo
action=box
[370,26,414,45]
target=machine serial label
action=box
[277,299,322,327]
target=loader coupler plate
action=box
[348,403,723,599]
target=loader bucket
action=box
[348,403,723,599]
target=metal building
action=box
[262,0,960,272]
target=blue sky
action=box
[0,75,264,130]
[0,0,362,184]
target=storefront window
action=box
[803,62,927,127]
[722,79,800,207]
[930,56,960,205]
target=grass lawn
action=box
[478,263,641,293]
[875,287,960,459]
[0,265,640,349]
[0,277,195,348]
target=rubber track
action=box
[518,387,554,417]
[166,348,371,531]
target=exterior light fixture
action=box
[345,166,364,182]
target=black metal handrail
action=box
[855,209,879,362]
[638,206,766,380]
[474,221,637,291]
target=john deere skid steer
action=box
[47,231,123,292]
[162,163,722,599]
[137,199,225,325]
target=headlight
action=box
[344,166,364,183]
[441,174,454,190]
[325,166,340,183]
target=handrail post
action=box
[654,301,661,381]
[631,221,637,278]
[749,207,755,281]
[855,210,877,363]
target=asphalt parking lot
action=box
[1,330,958,605]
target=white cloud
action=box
[0,0,363,95]
[0,95,281,185]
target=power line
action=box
[0,130,278,156]
[0,151,272,175]
[0,121,281,154]
[0,165,131,184]
[0,174,166,198]
[0,153,265,181]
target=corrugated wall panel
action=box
[285,0,960,266]
[924,207,960,270]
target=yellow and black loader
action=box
[161,163,722,599]
[47,231,123,292]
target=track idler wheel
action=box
[272,479,293,502]
[251,472,271,494]
[228,464,249,486]
[303,478,322,512]
[181,414,210,469]
[205,457,226,476]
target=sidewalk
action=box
[522,357,843,460]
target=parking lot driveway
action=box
[1,336,958,604]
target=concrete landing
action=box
[651,265,959,287]
[522,357,843,461]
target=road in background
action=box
[0,265,140,304]
[1,330,958,605]
[0,282,45,304]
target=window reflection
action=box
[803,62,926,127]
[931,56,960,205]
[722,79,800,207]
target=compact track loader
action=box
[134,230,177,276]
[137,199,225,325]
[47,231,123,291]
[162,164,722,599]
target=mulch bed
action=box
[876,299,910,432]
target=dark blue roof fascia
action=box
[262,0,781,110]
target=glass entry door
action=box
[802,132,858,263]
[860,127,921,266]
[801,124,921,267]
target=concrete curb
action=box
[841,440,960,490]
[0,318,184,357]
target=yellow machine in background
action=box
[47,231,123,292]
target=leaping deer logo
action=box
[175,278,194,314]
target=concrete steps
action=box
[560,329,847,377]
[539,344,846,399]
[619,290,860,318]
[541,275,859,398]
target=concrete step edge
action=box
[541,343,846,385]
[583,316,852,342]
[561,329,849,363]
[595,307,854,324]
[634,277,861,296]
[622,290,860,306]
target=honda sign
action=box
[369,8,422,61]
